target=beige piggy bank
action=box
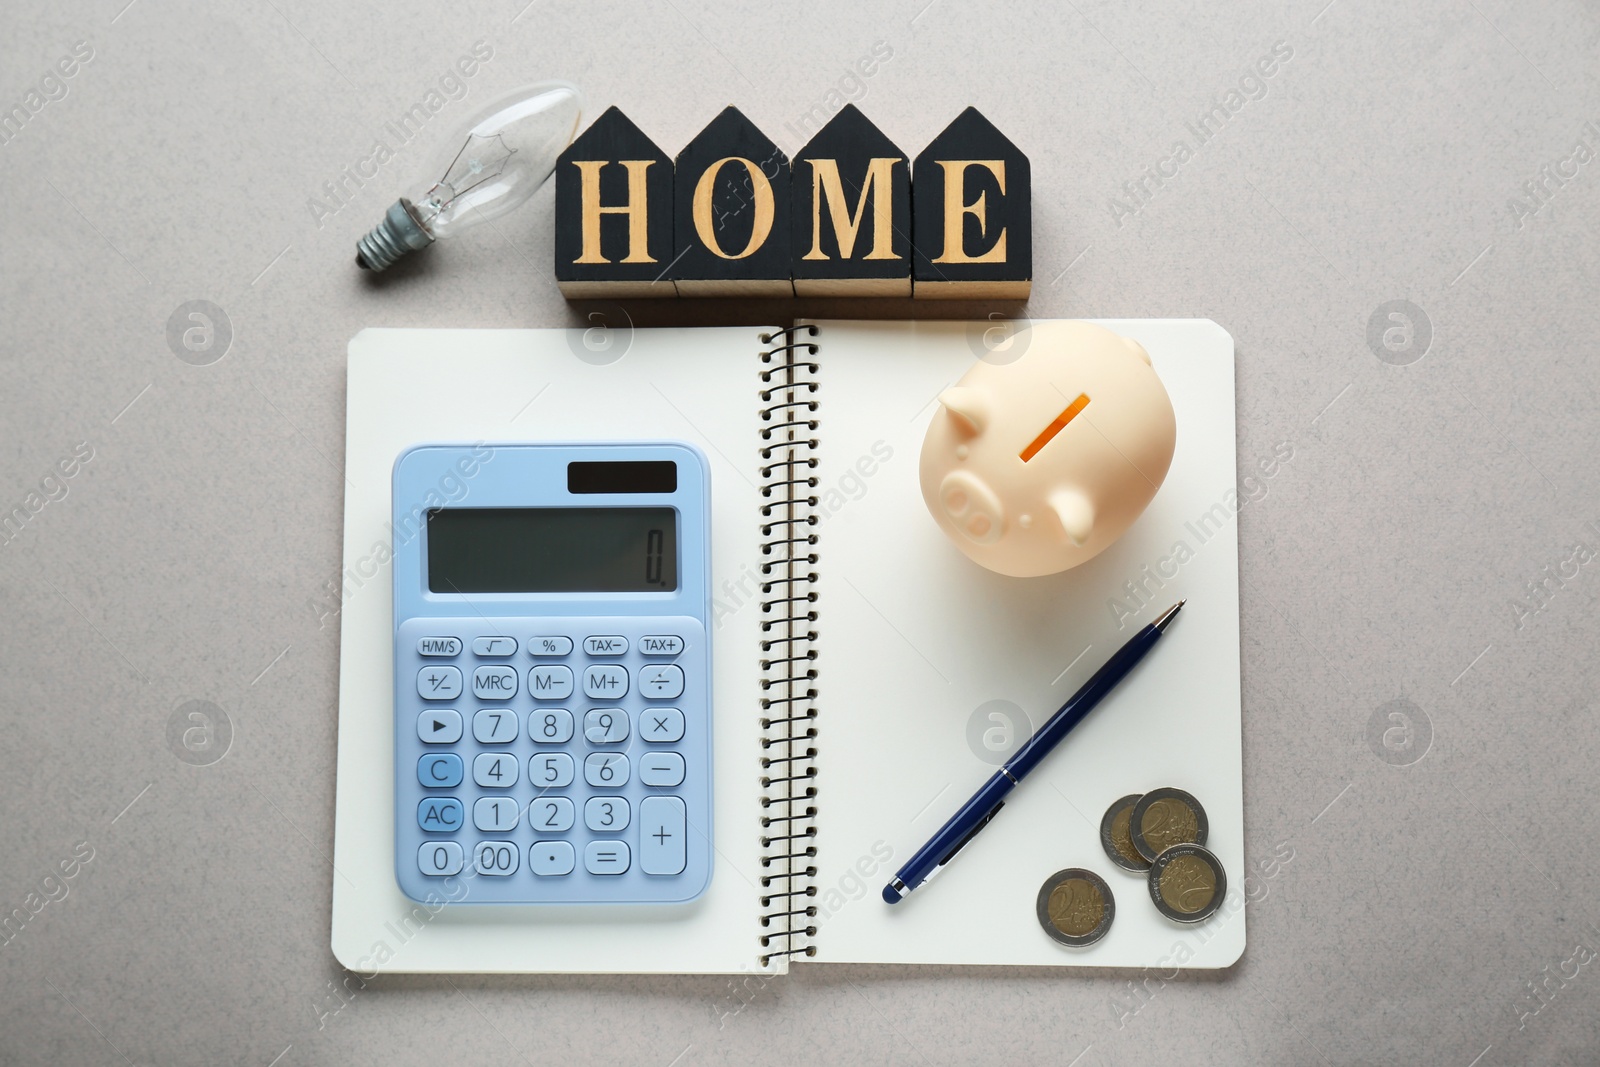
[920,321,1176,577]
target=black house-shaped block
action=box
[912,106,1031,299]
[790,105,911,297]
[555,106,674,298]
[672,106,793,297]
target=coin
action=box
[1130,787,1209,862]
[1036,868,1115,947]
[1147,843,1226,923]
[1099,794,1151,872]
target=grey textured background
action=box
[3,0,1599,1064]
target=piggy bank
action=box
[920,321,1177,577]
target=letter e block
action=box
[912,107,1031,299]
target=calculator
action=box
[392,442,712,905]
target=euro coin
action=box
[1130,787,1208,862]
[1036,868,1115,947]
[1147,843,1226,923]
[1099,793,1151,872]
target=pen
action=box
[882,600,1186,904]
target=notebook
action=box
[331,319,1242,974]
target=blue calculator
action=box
[392,442,712,905]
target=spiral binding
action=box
[756,324,821,967]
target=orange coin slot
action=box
[1019,393,1090,462]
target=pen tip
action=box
[882,885,902,905]
[1154,600,1185,632]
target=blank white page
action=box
[803,319,1245,969]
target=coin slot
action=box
[1019,393,1090,462]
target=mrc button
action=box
[473,665,518,700]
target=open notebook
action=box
[332,320,1242,974]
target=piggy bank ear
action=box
[937,387,988,436]
[1122,336,1152,366]
[1048,487,1095,547]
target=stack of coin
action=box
[1101,788,1227,924]
[1034,787,1228,947]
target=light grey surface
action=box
[2,0,1598,1064]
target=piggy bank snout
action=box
[939,470,1004,545]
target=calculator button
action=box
[529,665,575,700]
[584,796,631,832]
[473,796,519,832]
[529,636,574,657]
[417,637,462,657]
[529,796,575,833]
[584,708,630,744]
[584,636,628,656]
[418,753,462,788]
[418,841,463,876]
[529,708,575,744]
[473,841,520,876]
[417,797,463,833]
[583,664,628,699]
[472,636,518,657]
[585,840,631,875]
[639,751,686,788]
[472,665,519,700]
[639,796,687,876]
[639,708,685,743]
[417,665,463,700]
[640,635,684,656]
[473,752,519,788]
[638,664,685,699]
[529,752,575,788]
[472,708,518,744]
[529,840,576,876]
[417,709,462,744]
[584,752,630,787]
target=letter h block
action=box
[555,106,674,298]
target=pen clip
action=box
[933,800,1005,873]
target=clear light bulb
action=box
[356,81,582,271]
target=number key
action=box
[473,796,519,832]
[474,841,519,876]
[529,752,574,788]
[584,752,630,787]
[473,752,519,788]
[584,796,631,832]
[531,709,574,744]
[584,709,629,744]
[473,709,518,744]
[530,796,575,832]
[418,841,463,876]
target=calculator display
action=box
[427,507,678,593]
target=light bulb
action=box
[356,81,582,272]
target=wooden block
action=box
[790,104,910,297]
[912,107,1031,299]
[555,106,674,299]
[672,106,793,297]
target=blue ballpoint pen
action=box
[882,600,1186,904]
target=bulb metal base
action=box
[356,199,434,272]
